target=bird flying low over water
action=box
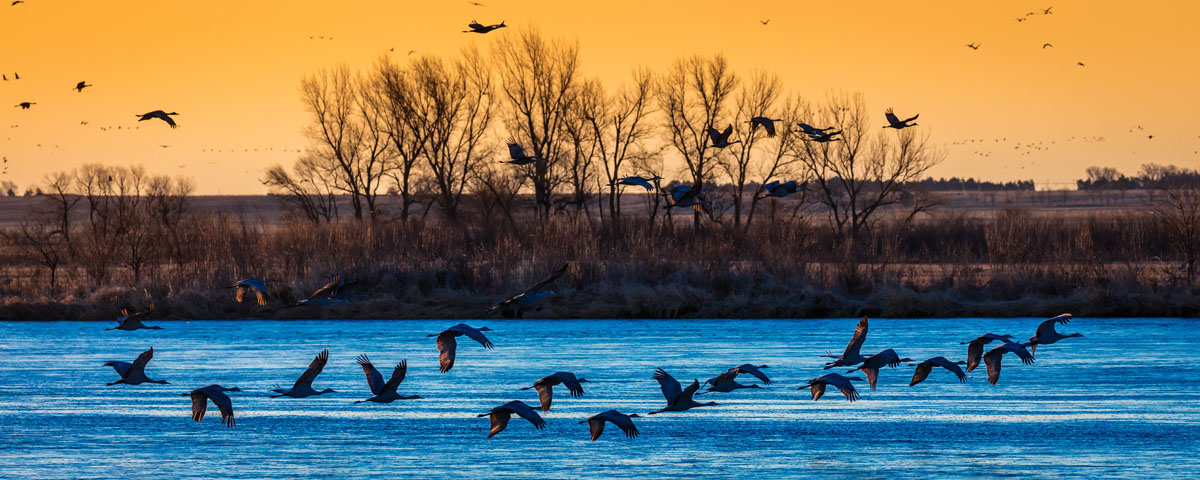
[105,347,169,386]
[107,304,160,331]
[431,324,494,372]
[982,340,1035,385]
[74,81,92,92]
[15,102,35,109]
[800,373,863,401]
[270,349,336,398]
[185,385,240,428]
[354,355,421,403]
[847,349,914,390]
[486,263,568,318]
[232,278,271,306]
[908,357,967,386]
[649,368,718,414]
[883,108,919,129]
[823,317,870,369]
[522,371,589,411]
[581,410,640,441]
[501,142,545,165]
[1028,313,1082,354]
[961,333,1016,373]
[479,401,545,438]
[137,110,179,128]
[464,20,506,34]
[758,180,806,199]
[705,364,772,388]
[747,116,783,137]
[612,175,662,191]
[289,274,358,307]
[707,124,741,148]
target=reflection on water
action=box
[0,318,1197,479]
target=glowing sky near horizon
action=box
[1,0,1197,194]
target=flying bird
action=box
[15,102,35,110]
[486,263,568,318]
[982,341,1035,385]
[707,125,741,148]
[808,130,843,143]
[107,304,160,331]
[794,123,835,135]
[966,43,980,50]
[74,81,92,92]
[464,20,506,34]
[1042,6,1053,14]
[908,357,967,386]
[354,355,421,403]
[580,410,640,441]
[479,401,546,438]
[185,385,240,428]
[501,142,545,165]
[662,182,708,210]
[747,116,783,137]
[1027,313,1082,354]
[232,278,271,306]
[289,274,357,307]
[703,365,770,393]
[12,1,24,5]
[1077,61,1086,67]
[800,373,863,401]
[270,349,336,398]
[758,180,805,199]
[467,1,486,6]
[823,317,870,369]
[883,109,919,129]
[105,347,169,385]
[846,349,914,390]
[430,324,494,372]
[961,333,1016,373]
[1043,43,1054,49]
[649,368,718,414]
[137,110,179,128]
[612,175,662,191]
[521,371,589,411]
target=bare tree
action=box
[9,218,68,292]
[721,71,781,228]
[744,95,807,229]
[580,69,655,220]
[473,162,527,228]
[1153,186,1200,282]
[494,28,580,219]
[794,92,943,240]
[562,83,599,218]
[263,156,340,223]
[372,57,428,221]
[658,54,739,227]
[40,170,81,254]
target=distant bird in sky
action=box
[12,1,24,5]
[13,72,18,79]
[15,102,35,109]
[846,348,914,390]
[982,340,1035,385]
[464,20,506,34]
[747,116,782,137]
[707,124,741,148]
[74,81,92,92]
[1077,61,1086,67]
[522,371,589,411]
[501,142,545,165]
[800,373,863,401]
[1042,6,1053,14]
[760,19,769,25]
[908,357,967,386]
[107,304,160,331]
[480,401,546,438]
[186,385,239,428]
[966,43,980,50]
[1043,43,1054,49]
[1027,313,1083,354]
[884,109,919,129]
[1016,17,1026,22]
[105,347,169,386]
[757,180,806,199]
[270,349,336,398]
[649,368,718,414]
[1,75,5,80]
[823,317,870,369]
[486,263,568,318]
[354,355,421,403]
[581,410,640,441]
[431,323,494,372]
[467,1,486,5]
[612,175,662,191]
[137,110,179,128]
[233,278,271,306]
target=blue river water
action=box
[0,318,1196,479]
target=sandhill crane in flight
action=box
[649,368,718,414]
[185,385,240,428]
[702,369,763,393]
[983,341,1035,385]
[581,410,640,441]
[107,304,160,331]
[486,264,568,318]
[961,333,1016,372]
[1042,6,1053,14]
[1077,61,1086,67]
[823,317,870,369]
[760,19,769,25]
[12,1,24,5]
[705,364,772,387]
[501,142,545,165]
[105,347,169,385]
[758,180,806,199]
[808,130,843,143]
[270,349,336,398]
[430,324,494,372]
[1028,313,1082,354]
[847,348,913,390]
[747,116,783,137]
[354,355,421,403]
[707,125,741,148]
[464,20,506,34]
[1043,43,1054,49]
[521,371,589,411]
[74,81,92,92]
[15,102,34,109]
[467,1,486,6]
[612,175,662,191]
[479,401,546,438]
[966,43,980,50]
[908,357,967,386]
[883,109,919,129]
[794,123,835,135]
[663,183,709,210]
[137,110,179,128]
[289,274,358,307]
[800,373,863,401]
[232,278,271,306]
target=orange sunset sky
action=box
[1,0,1198,194]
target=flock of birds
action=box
[104,311,1085,438]
[963,6,1086,67]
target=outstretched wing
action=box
[207,389,236,428]
[437,332,457,373]
[842,317,869,358]
[104,361,132,378]
[910,362,933,386]
[523,264,568,297]
[587,416,606,441]
[507,142,526,160]
[885,109,900,125]
[293,349,329,390]
[190,391,209,423]
[983,352,1003,385]
[536,384,554,412]
[461,327,494,349]
[508,402,547,429]
[706,127,721,143]
[305,276,342,302]
[677,379,700,405]
[929,356,967,382]
[382,360,408,394]
[737,364,771,384]
[831,376,860,401]
[653,368,682,405]
[965,341,983,372]
[809,382,827,401]
[128,347,154,378]
[903,113,919,124]
[1036,313,1072,339]
[487,411,511,438]
[862,367,879,390]
[356,354,385,395]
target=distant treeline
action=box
[1077,163,1200,191]
[912,177,1035,192]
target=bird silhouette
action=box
[501,142,545,165]
[747,116,783,137]
[760,19,769,25]
[846,349,914,390]
[908,357,967,386]
[1027,313,1083,354]
[800,373,863,401]
[232,278,271,305]
[464,20,506,34]
[707,124,741,148]
[966,43,980,50]
[15,102,35,110]
[649,368,718,414]
[612,175,662,191]
[479,401,546,438]
[823,317,870,368]
[1043,43,1054,49]
[74,81,92,92]
[105,347,170,385]
[107,304,160,331]
[757,180,806,199]
[808,130,843,143]
[430,324,494,372]
[580,410,640,441]
[961,333,1015,372]
[1042,6,1053,14]
[354,355,421,403]
[883,109,919,129]
[982,340,1035,385]
[137,110,179,128]
[185,385,240,428]
[270,349,336,398]
[521,372,589,411]
[486,263,568,318]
